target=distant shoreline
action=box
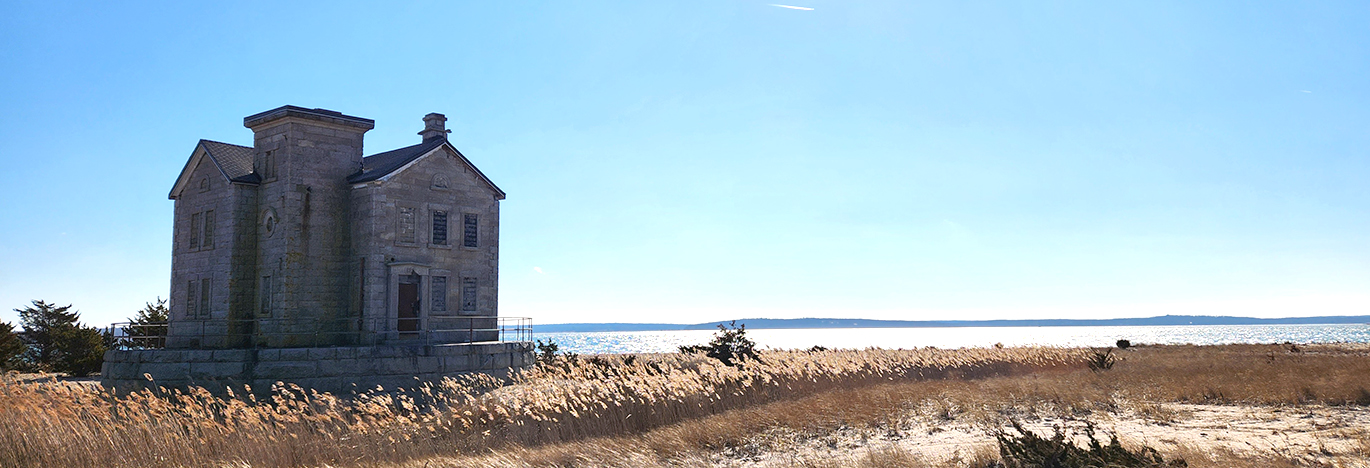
[534,314,1370,333]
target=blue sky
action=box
[1,1,1368,327]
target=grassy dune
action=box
[1,344,1368,467]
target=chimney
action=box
[419,113,450,143]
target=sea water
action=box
[532,324,1370,354]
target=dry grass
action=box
[386,343,1370,468]
[2,343,1366,468]
[855,445,932,468]
[919,343,1370,420]
[0,346,1080,468]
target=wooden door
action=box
[398,281,420,334]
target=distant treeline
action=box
[535,314,1370,333]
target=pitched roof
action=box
[168,140,258,199]
[348,139,505,199]
[201,140,258,182]
[348,138,446,183]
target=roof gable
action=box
[348,140,505,199]
[169,140,257,199]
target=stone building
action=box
[102,106,531,393]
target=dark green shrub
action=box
[1116,339,1131,349]
[52,324,106,377]
[678,320,758,367]
[995,420,1186,468]
[535,339,559,367]
[534,339,578,370]
[1087,348,1116,372]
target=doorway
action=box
[398,273,421,336]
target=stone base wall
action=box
[101,341,533,395]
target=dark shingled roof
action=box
[347,138,447,183]
[174,133,504,198]
[200,140,256,182]
[169,139,258,199]
[348,138,505,198]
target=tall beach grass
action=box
[0,346,1082,468]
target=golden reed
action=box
[0,346,1081,468]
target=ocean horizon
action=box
[532,323,1370,355]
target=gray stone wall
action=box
[248,115,372,347]
[351,145,502,342]
[102,342,533,395]
[169,151,242,348]
[225,184,259,347]
[164,108,506,350]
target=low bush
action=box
[534,339,577,370]
[994,420,1186,468]
[1087,348,1116,372]
[678,320,758,366]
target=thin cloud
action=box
[770,4,814,10]
[1300,90,1312,93]
[533,266,545,274]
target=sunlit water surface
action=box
[532,324,1370,354]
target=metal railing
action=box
[108,316,531,350]
[498,317,532,343]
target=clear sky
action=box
[1,1,1368,327]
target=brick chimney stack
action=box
[419,113,450,142]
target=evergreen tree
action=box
[122,298,169,349]
[0,321,23,371]
[16,300,81,370]
[52,324,106,377]
[14,300,106,375]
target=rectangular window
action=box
[189,213,202,250]
[199,278,211,318]
[460,277,478,312]
[258,150,274,180]
[398,207,416,243]
[202,210,215,249]
[463,213,478,248]
[432,211,448,245]
[432,276,447,312]
[260,275,272,315]
[356,258,365,314]
[186,280,198,317]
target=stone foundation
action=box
[101,341,533,395]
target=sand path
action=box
[719,404,1370,467]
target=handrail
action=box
[108,316,532,349]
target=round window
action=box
[262,209,278,237]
